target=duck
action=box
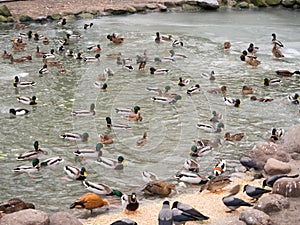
[141,180,176,196]
[224,132,244,142]
[107,33,124,44]
[16,141,44,161]
[272,33,284,48]
[213,159,227,176]
[240,50,261,68]
[71,103,96,116]
[146,86,170,95]
[242,85,254,94]
[70,193,109,214]
[196,122,224,133]
[199,175,232,193]
[84,53,100,62]
[115,106,141,115]
[106,52,122,59]
[94,82,108,91]
[42,58,61,67]
[9,108,29,116]
[287,93,300,105]
[84,23,93,29]
[2,50,11,59]
[0,198,35,214]
[17,96,37,105]
[105,117,131,129]
[136,132,147,147]
[58,65,66,74]
[59,132,90,142]
[270,127,284,142]
[58,38,69,46]
[243,184,271,201]
[154,56,175,63]
[13,158,47,174]
[175,171,208,184]
[194,138,221,148]
[189,145,212,157]
[35,46,47,57]
[262,174,299,188]
[138,61,146,70]
[99,134,113,144]
[121,59,134,71]
[9,55,27,63]
[73,52,83,60]
[87,44,101,52]
[83,180,123,197]
[171,201,209,222]
[66,33,81,39]
[73,143,103,160]
[162,34,173,41]
[223,41,231,52]
[151,95,181,104]
[178,77,190,86]
[124,112,142,121]
[250,96,274,102]
[276,70,300,77]
[186,84,200,95]
[11,45,25,53]
[247,43,259,56]
[104,67,114,76]
[155,32,161,43]
[183,158,201,172]
[58,18,67,27]
[111,218,137,225]
[208,86,227,95]
[39,64,49,74]
[169,49,187,59]
[150,67,169,75]
[121,193,139,213]
[224,97,241,107]
[142,170,159,183]
[64,165,87,180]
[41,156,63,167]
[172,39,183,47]
[272,42,284,58]
[42,37,50,45]
[42,49,55,59]
[263,78,282,86]
[210,111,223,123]
[96,155,125,170]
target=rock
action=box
[19,15,33,22]
[264,158,291,175]
[0,209,49,225]
[254,194,289,213]
[296,0,300,4]
[182,3,201,10]
[251,0,268,7]
[0,5,12,17]
[280,124,300,154]
[77,12,94,19]
[237,1,250,7]
[6,16,14,22]
[104,7,128,15]
[158,4,168,11]
[127,6,137,14]
[146,4,158,10]
[49,212,82,225]
[291,152,300,160]
[266,0,282,5]
[133,4,148,12]
[0,15,8,23]
[250,141,289,169]
[193,0,220,9]
[239,209,272,225]
[281,0,296,6]
[272,177,300,197]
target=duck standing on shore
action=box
[121,192,139,213]
[70,193,109,214]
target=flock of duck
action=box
[1,16,300,225]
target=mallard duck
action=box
[272,43,284,58]
[155,32,161,43]
[146,86,169,95]
[59,132,90,142]
[186,84,200,95]
[104,67,114,76]
[115,106,141,115]
[74,52,83,60]
[9,108,29,116]
[87,44,101,52]
[276,70,300,77]
[138,61,146,70]
[287,93,300,105]
[71,103,96,116]
[270,127,284,142]
[196,122,224,133]
[96,155,125,170]
[183,158,200,172]
[121,59,134,71]
[208,85,227,95]
[194,138,221,148]
[9,55,27,63]
[151,95,181,104]
[213,159,226,176]
[272,33,284,48]
[172,201,209,222]
[58,45,65,52]
[13,158,46,174]
[250,96,274,102]
[223,41,231,52]
[70,193,109,214]
[99,134,113,144]
[210,111,223,123]
[43,58,61,67]
[263,78,281,86]
[242,85,254,94]
[94,82,108,91]
[199,175,232,193]
[111,218,137,225]
[189,145,212,157]
[64,165,87,180]
[247,43,259,55]
[161,34,173,41]
[16,141,44,161]
[175,171,208,184]
[124,112,142,121]
[169,49,187,59]
[142,170,159,183]
[154,56,175,63]
[17,96,37,105]
[58,18,66,26]
[0,198,35,214]
[58,38,69,46]
[141,180,176,196]
[42,49,55,59]
[150,67,169,75]
[240,50,261,68]
[39,64,49,74]
[106,52,122,59]
[243,185,271,201]
[73,143,103,160]
[83,180,123,196]
[84,23,93,29]
[121,193,139,213]
[178,77,190,86]
[42,37,50,45]
[224,97,241,107]
[41,156,63,167]
[136,132,147,147]
[262,174,299,188]
[58,65,66,74]
[2,50,11,59]
[66,33,81,39]
[224,132,244,142]
[107,33,124,44]
[35,46,47,57]
[105,117,131,129]
[172,39,183,47]
[84,54,100,62]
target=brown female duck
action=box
[142,180,176,196]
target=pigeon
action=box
[110,218,137,225]
[158,200,173,225]
[262,174,299,188]
[222,196,253,212]
[243,185,271,201]
[172,201,209,221]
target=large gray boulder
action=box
[272,177,300,197]
[266,0,282,5]
[281,0,296,6]
[0,209,49,225]
[264,158,291,175]
[239,209,272,225]
[187,0,219,9]
[0,5,12,17]
[280,124,300,154]
[254,194,289,213]
[49,212,82,225]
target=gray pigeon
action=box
[222,195,253,211]
[158,200,173,225]
[243,184,271,201]
[262,174,299,188]
[110,218,137,225]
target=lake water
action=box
[0,8,299,217]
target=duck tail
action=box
[70,201,85,209]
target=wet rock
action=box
[182,3,201,10]
[158,4,168,11]
[19,15,33,22]
[291,152,300,160]
[251,0,268,7]
[146,4,158,10]
[0,5,12,17]
[239,208,272,225]
[266,0,282,5]
[254,194,289,213]
[237,1,250,7]
[49,212,82,225]
[272,177,300,197]
[0,15,8,22]
[0,209,49,225]
[282,0,296,7]
[127,6,137,14]
[133,4,148,12]
[77,12,94,19]
[104,7,128,15]
[194,0,220,9]
[280,124,300,154]
[264,158,291,175]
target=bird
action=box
[224,97,241,107]
[287,93,300,105]
[199,175,232,193]
[2,50,11,59]
[207,86,227,95]
[222,195,253,212]
[175,171,208,185]
[178,77,190,86]
[82,180,123,197]
[210,111,223,123]
[276,70,300,77]
[107,33,124,44]
[213,159,226,176]
[16,141,44,161]
[189,145,212,157]
[242,85,254,94]
[9,108,29,116]
[99,134,113,144]
[272,33,284,48]
[272,42,284,58]
[247,43,259,55]
[155,32,161,43]
[243,184,271,201]
[141,180,176,196]
[172,39,183,47]
[59,132,90,142]
[116,106,141,116]
[13,158,47,174]
[224,132,244,142]
[87,44,101,52]
[73,143,103,160]
[64,165,87,180]
[150,67,169,75]
[142,170,159,183]
[94,82,108,91]
[240,50,261,68]
[136,132,147,147]
[264,78,282,86]
[96,155,125,170]
[250,96,274,102]
[183,158,200,172]
[158,200,173,225]
[151,95,182,104]
[223,41,231,52]
[84,22,93,29]
[196,122,224,133]
[40,156,63,167]
[262,174,299,188]
[17,95,37,105]
[105,117,131,129]
[35,46,47,57]
[0,198,35,214]
[13,76,36,88]
[186,84,200,95]
[110,218,137,225]
[58,18,67,26]
[121,192,139,213]
[70,193,109,214]
[39,64,49,74]
[84,53,100,62]
[162,34,173,41]
[42,48,55,59]
[270,127,284,142]
[71,103,96,116]
[169,49,187,59]
[42,58,61,67]
[66,33,81,39]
